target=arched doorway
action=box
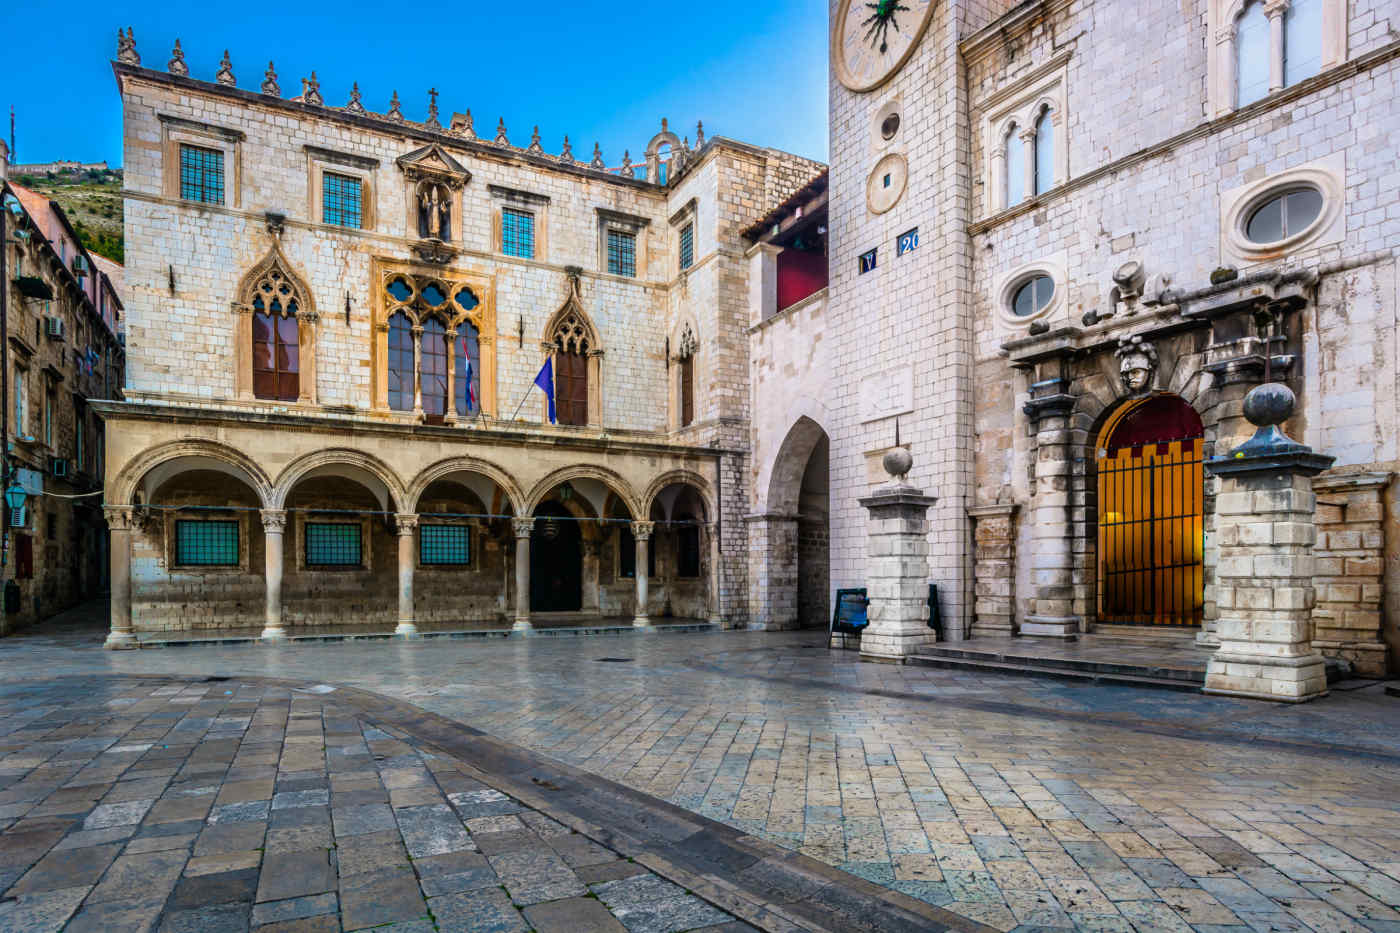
[531,502,582,612]
[1095,394,1205,626]
[755,416,830,629]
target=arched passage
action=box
[753,417,830,629]
[1095,394,1205,627]
[528,472,637,617]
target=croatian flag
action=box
[462,349,476,411]
[533,358,556,424]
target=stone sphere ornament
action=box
[882,446,913,482]
[1242,381,1295,427]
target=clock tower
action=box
[824,0,977,639]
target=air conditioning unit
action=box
[44,316,65,340]
[50,458,69,479]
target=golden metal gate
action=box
[1096,408,1205,627]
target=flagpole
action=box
[508,382,535,422]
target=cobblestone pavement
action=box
[0,676,751,933]
[6,603,1400,932]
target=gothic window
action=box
[1033,109,1054,197]
[416,181,453,241]
[245,267,305,402]
[387,311,415,411]
[1236,1,1271,107]
[454,320,480,416]
[676,323,697,429]
[551,311,591,426]
[420,318,449,419]
[1284,0,1322,85]
[1004,124,1025,208]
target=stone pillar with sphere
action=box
[1203,383,1334,702]
[858,445,938,661]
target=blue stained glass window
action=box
[322,172,362,227]
[387,278,413,302]
[420,524,470,565]
[175,520,239,566]
[607,230,636,277]
[502,208,535,259]
[454,288,479,311]
[420,283,447,307]
[179,144,224,204]
[305,522,362,566]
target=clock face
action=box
[833,0,936,92]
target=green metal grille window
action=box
[679,223,694,271]
[607,230,636,277]
[179,144,225,204]
[419,524,470,565]
[501,208,535,259]
[322,172,362,228]
[305,522,362,566]
[175,520,239,566]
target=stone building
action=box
[100,37,822,642]
[0,144,127,633]
[744,0,1398,673]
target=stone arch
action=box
[406,456,525,515]
[644,120,684,184]
[235,243,317,316]
[765,415,830,516]
[643,470,715,522]
[271,448,408,512]
[112,439,274,507]
[526,465,641,519]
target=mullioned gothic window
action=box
[1210,0,1341,117]
[542,274,602,428]
[234,246,317,404]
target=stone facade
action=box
[0,166,126,634]
[765,0,1400,671]
[102,45,824,638]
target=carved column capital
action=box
[512,517,535,539]
[231,301,254,316]
[260,509,288,533]
[104,505,136,531]
[631,521,654,540]
[295,310,320,326]
[396,513,419,534]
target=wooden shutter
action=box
[680,355,694,427]
[557,351,588,426]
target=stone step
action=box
[913,645,1207,684]
[906,653,1205,692]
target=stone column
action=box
[1310,472,1391,677]
[707,521,723,625]
[1023,390,1079,637]
[859,448,938,662]
[260,509,288,642]
[512,517,533,630]
[1204,384,1334,702]
[968,504,1018,637]
[1265,0,1288,93]
[444,327,458,425]
[103,505,136,649]
[745,242,781,325]
[394,514,419,637]
[744,513,800,629]
[411,324,424,417]
[632,521,653,627]
[1018,126,1037,200]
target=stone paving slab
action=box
[0,678,771,933]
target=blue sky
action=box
[1,0,829,170]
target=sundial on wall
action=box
[833,0,936,92]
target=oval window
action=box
[1245,187,1323,243]
[1012,275,1055,317]
[880,113,900,140]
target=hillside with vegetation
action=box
[12,168,124,264]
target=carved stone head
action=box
[1115,334,1158,393]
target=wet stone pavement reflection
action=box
[3,602,1400,932]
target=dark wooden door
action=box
[531,505,582,611]
[556,351,588,425]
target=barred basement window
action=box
[305,522,362,566]
[502,208,535,259]
[322,172,363,228]
[175,520,239,566]
[607,230,636,277]
[420,524,471,565]
[179,144,224,205]
[679,223,694,271]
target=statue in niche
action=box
[417,183,452,241]
[1116,334,1158,393]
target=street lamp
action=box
[3,482,24,518]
